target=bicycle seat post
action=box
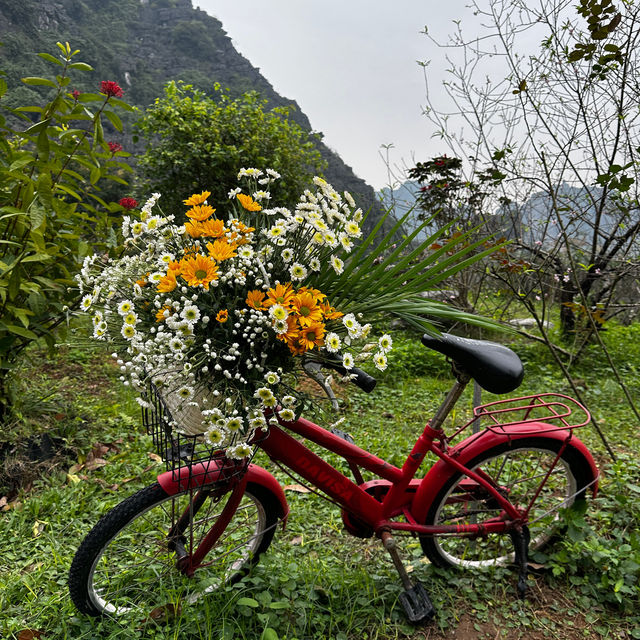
[428,364,471,433]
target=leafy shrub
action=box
[536,452,640,621]
[134,81,326,215]
[0,42,133,417]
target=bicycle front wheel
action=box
[69,481,281,617]
[420,437,593,569]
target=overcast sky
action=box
[193,0,481,190]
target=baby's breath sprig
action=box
[76,172,386,458]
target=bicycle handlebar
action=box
[322,359,377,393]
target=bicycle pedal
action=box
[398,581,436,625]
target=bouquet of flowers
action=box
[76,169,495,459]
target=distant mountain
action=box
[378,180,420,215]
[515,182,615,246]
[0,0,384,227]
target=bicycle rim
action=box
[86,485,270,615]
[423,440,588,569]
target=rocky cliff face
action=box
[0,0,383,223]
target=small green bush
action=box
[0,42,133,417]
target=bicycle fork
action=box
[169,475,249,577]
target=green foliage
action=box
[0,42,134,415]
[408,153,511,225]
[135,81,326,215]
[568,0,623,79]
[535,452,640,621]
[1,325,640,637]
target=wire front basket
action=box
[471,393,591,435]
[141,380,248,482]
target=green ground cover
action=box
[1,325,639,640]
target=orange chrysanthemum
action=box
[232,220,255,234]
[292,292,323,327]
[297,322,326,350]
[179,254,219,290]
[216,309,228,323]
[184,220,205,238]
[284,333,307,356]
[183,191,211,207]
[186,204,216,222]
[236,193,261,212]
[320,301,344,320]
[157,270,178,293]
[246,289,266,310]
[264,283,295,309]
[155,304,174,322]
[199,218,226,238]
[298,286,326,303]
[135,272,149,287]
[206,239,237,262]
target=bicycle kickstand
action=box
[380,531,436,625]
[510,525,531,599]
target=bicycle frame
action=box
[156,380,599,573]
[260,415,523,535]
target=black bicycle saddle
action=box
[421,333,524,394]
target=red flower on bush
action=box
[119,197,138,210]
[71,89,81,101]
[108,142,123,154]
[100,81,123,98]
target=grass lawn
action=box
[1,326,639,639]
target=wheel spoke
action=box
[421,440,589,570]
[69,482,279,616]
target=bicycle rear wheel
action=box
[69,481,281,616]
[420,437,592,569]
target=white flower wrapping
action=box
[76,171,393,458]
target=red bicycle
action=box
[69,333,599,623]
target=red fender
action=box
[410,423,599,524]
[157,460,289,521]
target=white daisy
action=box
[374,352,388,371]
[290,263,308,281]
[325,333,341,353]
[378,334,393,352]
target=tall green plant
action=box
[135,81,326,215]
[0,42,134,419]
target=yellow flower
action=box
[179,254,219,290]
[216,309,228,323]
[246,289,266,310]
[264,283,295,309]
[183,191,211,207]
[155,304,173,322]
[236,193,261,212]
[184,220,204,238]
[320,301,344,320]
[298,322,326,351]
[292,292,323,327]
[297,286,326,303]
[157,270,178,293]
[186,204,216,222]
[199,218,226,238]
[206,239,237,262]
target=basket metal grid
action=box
[471,393,591,435]
[141,380,235,480]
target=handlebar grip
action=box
[321,358,377,393]
[350,367,377,393]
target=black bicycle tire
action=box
[420,436,593,569]
[68,481,281,616]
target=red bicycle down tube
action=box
[181,474,249,576]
